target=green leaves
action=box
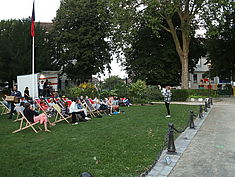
[53,0,112,83]
[0,19,55,84]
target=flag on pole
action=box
[31,1,35,37]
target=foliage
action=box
[66,84,98,98]
[79,82,95,89]
[99,89,117,98]
[0,19,56,87]
[109,0,215,88]
[171,89,189,101]
[0,105,199,177]
[124,14,206,86]
[101,76,125,91]
[129,80,147,97]
[206,5,235,81]
[187,89,217,97]
[53,0,112,83]
[144,86,162,102]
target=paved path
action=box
[169,97,235,177]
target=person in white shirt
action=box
[69,98,88,124]
[39,81,44,97]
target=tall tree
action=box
[109,0,228,88]
[53,0,112,84]
[124,12,206,86]
[206,3,235,81]
[0,19,55,87]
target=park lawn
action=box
[0,104,199,177]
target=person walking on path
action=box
[161,86,172,118]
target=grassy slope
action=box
[0,104,198,177]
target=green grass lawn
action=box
[0,104,199,177]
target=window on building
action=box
[193,74,197,83]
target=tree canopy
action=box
[53,0,112,84]
[0,19,56,86]
[109,0,231,88]
[206,2,235,81]
[124,13,206,86]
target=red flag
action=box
[31,1,35,37]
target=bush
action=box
[171,89,189,101]
[144,86,162,102]
[129,80,147,97]
[65,84,98,98]
[100,89,117,98]
[187,89,217,97]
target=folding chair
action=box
[34,99,48,115]
[12,111,42,133]
[0,101,10,115]
[52,104,71,124]
[84,99,102,118]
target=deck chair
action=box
[52,104,71,124]
[14,103,23,121]
[0,101,10,115]
[12,111,42,133]
[84,99,102,118]
[34,99,49,115]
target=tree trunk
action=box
[180,53,189,89]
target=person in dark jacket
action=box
[8,85,22,119]
[23,103,55,132]
[24,87,30,101]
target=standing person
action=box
[24,87,30,101]
[162,86,172,118]
[39,80,44,97]
[43,80,49,97]
[8,85,22,119]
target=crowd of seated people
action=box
[3,93,132,129]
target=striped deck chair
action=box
[0,100,10,115]
[34,99,48,115]
[52,104,71,124]
[84,99,101,118]
[12,111,42,133]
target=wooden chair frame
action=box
[84,99,102,118]
[0,101,10,115]
[12,111,42,133]
[52,104,71,124]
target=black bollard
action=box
[167,123,177,155]
[189,110,195,129]
[80,172,94,177]
[210,97,213,105]
[199,105,203,119]
[207,98,211,108]
[204,101,208,112]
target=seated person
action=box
[40,100,49,112]
[23,103,55,132]
[108,97,120,113]
[69,98,88,124]
[123,97,132,107]
[61,102,70,118]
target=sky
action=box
[0,0,127,80]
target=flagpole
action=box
[32,36,35,100]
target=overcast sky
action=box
[0,0,127,80]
